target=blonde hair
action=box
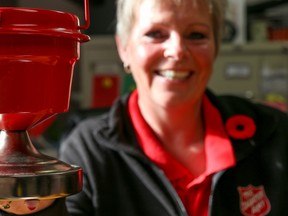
[116,0,227,54]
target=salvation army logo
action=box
[238,185,271,216]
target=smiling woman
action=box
[116,0,217,112]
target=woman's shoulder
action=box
[218,94,287,119]
[207,90,288,138]
[206,89,287,118]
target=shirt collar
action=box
[128,90,235,182]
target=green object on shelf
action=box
[121,74,136,95]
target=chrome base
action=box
[0,130,82,199]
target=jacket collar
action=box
[97,89,278,163]
[206,89,278,161]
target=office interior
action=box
[5,0,288,156]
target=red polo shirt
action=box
[128,90,236,216]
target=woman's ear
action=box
[115,35,129,64]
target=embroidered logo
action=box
[238,185,271,216]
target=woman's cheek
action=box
[136,45,160,71]
[193,47,215,70]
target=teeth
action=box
[158,70,190,80]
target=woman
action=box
[61,0,225,215]
[60,0,288,215]
[2,0,288,215]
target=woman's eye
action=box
[145,31,165,39]
[188,32,207,40]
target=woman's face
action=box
[117,0,216,109]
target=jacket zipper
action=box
[150,164,188,216]
[208,170,227,216]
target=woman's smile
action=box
[155,70,193,81]
[155,70,192,80]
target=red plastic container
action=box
[0,7,90,130]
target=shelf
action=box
[247,0,288,14]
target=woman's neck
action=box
[138,97,204,149]
[138,96,206,177]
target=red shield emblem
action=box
[238,185,271,216]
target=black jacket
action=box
[2,90,285,216]
[58,90,288,216]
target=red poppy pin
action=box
[225,115,256,140]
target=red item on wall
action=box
[92,74,120,108]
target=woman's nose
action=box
[163,36,188,60]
